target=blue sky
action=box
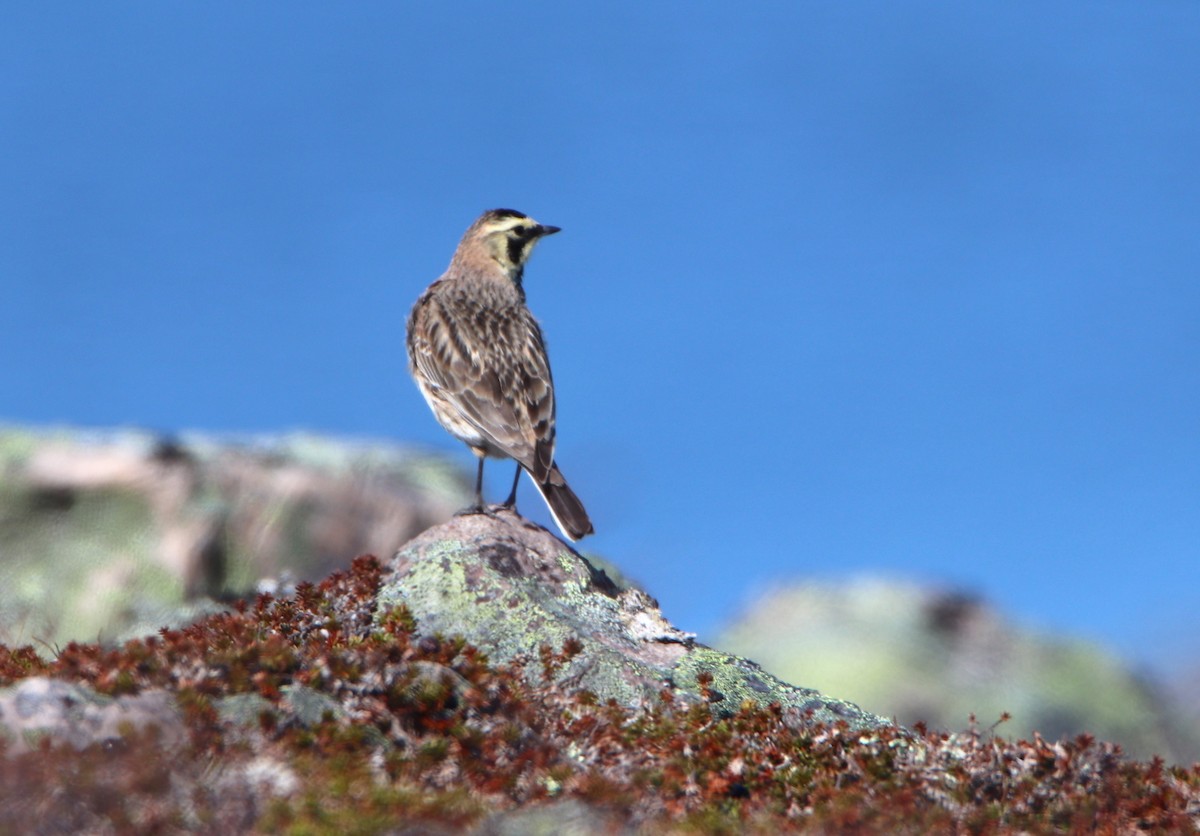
[2,3,1198,671]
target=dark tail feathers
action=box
[533,464,594,541]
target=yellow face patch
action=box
[479,216,542,270]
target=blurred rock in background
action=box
[0,427,466,650]
[715,578,1200,763]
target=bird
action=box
[405,208,594,541]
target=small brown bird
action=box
[406,209,594,540]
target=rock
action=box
[473,799,628,836]
[379,509,888,730]
[0,427,467,649]
[0,677,183,755]
[715,578,1200,762]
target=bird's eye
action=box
[512,225,527,236]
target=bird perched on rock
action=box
[406,209,594,540]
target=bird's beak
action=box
[536,224,562,237]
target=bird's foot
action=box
[454,504,496,519]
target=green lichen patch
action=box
[379,513,893,731]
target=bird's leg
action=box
[456,457,487,517]
[502,464,522,510]
[473,457,486,510]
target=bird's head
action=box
[459,208,561,283]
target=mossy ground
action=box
[1,556,1196,834]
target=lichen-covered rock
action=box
[715,579,1200,762]
[0,426,466,650]
[379,509,889,730]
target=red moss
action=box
[0,554,1197,834]
[0,645,49,684]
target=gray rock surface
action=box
[473,799,628,836]
[0,677,183,755]
[380,509,889,730]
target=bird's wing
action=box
[409,290,556,477]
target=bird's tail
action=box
[533,463,594,541]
